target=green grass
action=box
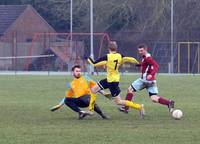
[0,75,200,144]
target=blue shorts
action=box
[131,78,158,96]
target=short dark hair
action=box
[109,41,118,51]
[138,44,147,49]
[71,65,81,71]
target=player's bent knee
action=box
[152,99,157,103]
[127,86,133,93]
[115,100,122,105]
[91,85,100,93]
[90,88,96,94]
[150,95,159,103]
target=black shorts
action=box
[65,94,90,108]
[97,79,121,97]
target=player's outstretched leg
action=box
[64,98,90,119]
[114,95,145,118]
[150,95,175,112]
[79,94,109,119]
[94,104,110,119]
[118,87,134,113]
[88,92,96,114]
[88,84,102,114]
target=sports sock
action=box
[158,97,170,106]
[94,104,103,116]
[124,93,134,110]
[125,100,142,110]
[89,93,96,112]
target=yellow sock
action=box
[125,100,142,110]
[89,93,96,112]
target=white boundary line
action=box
[0,54,55,59]
[0,71,199,76]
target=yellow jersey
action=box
[88,52,139,82]
[65,75,96,98]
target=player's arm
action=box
[122,56,140,65]
[146,57,159,80]
[148,57,159,75]
[65,83,74,98]
[87,55,107,67]
[50,83,73,112]
[50,97,65,112]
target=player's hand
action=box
[87,57,91,64]
[147,74,152,80]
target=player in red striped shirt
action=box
[119,44,175,115]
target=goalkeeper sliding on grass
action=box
[50,65,110,119]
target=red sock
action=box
[124,93,134,110]
[158,97,170,106]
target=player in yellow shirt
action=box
[50,65,109,119]
[87,41,145,118]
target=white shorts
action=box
[131,78,158,96]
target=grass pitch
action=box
[0,75,200,144]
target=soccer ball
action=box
[172,109,183,120]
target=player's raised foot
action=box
[78,111,90,120]
[168,100,175,113]
[50,104,62,112]
[139,104,145,119]
[118,107,129,114]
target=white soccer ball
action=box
[172,109,183,120]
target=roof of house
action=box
[0,5,27,35]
